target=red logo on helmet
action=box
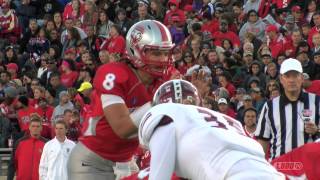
[130,25,144,46]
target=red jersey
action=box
[80,62,157,162]
[271,143,320,180]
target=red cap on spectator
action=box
[6,63,18,72]
[266,25,278,33]
[64,48,76,55]
[291,6,301,12]
[184,5,193,11]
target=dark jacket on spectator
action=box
[302,60,316,80]
[27,37,50,55]
[36,0,63,19]
[0,116,12,148]
[16,4,37,32]
[115,18,133,37]
[19,29,39,53]
[40,70,58,88]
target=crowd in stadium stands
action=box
[0,0,320,179]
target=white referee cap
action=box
[280,58,303,74]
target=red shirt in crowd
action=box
[283,40,298,57]
[62,1,85,20]
[29,99,39,108]
[225,82,236,98]
[269,35,285,58]
[212,31,241,48]
[60,71,79,88]
[163,0,186,26]
[35,106,54,125]
[0,9,19,36]
[305,80,320,96]
[308,26,320,48]
[67,121,82,142]
[220,108,236,119]
[272,0,292,9]
[17,107,38,131]
[100,35,126,54]
[36,106,54,139]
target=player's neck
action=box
[135,69,154,85]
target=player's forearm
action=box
[109,115,138,139]
[118,122,138,139]
[149,124,176,180]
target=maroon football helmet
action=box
[153,79,201,106]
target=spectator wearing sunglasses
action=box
[40,58,58,88]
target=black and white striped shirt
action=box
[255,91,320,159]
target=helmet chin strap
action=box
[141,66,164,78]
[130,66,154,86]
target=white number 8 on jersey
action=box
[103,73,116,90]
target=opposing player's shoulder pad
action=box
[139,104,180,147]
[144,103,179,118]
[93,62,129,93]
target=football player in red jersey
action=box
[67,20,175,180]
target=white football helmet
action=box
[126,20,175,77]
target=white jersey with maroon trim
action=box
[139,103,266,179]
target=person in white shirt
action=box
[139,79,284,180]
[39,120,76,180]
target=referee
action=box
[255,58,320,159]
